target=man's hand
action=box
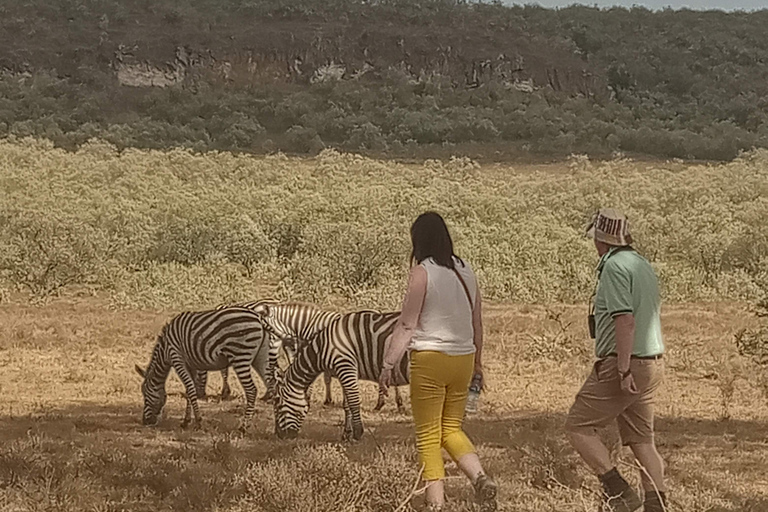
[620,371,639,395]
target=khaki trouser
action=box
[565,356,664,445]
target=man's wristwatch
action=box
[619,368,632,380]
[382,361,394,371]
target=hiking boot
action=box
[643,491,668,512]
[473,474,498,512]
[598,468,642,512]
[598,487,643,512]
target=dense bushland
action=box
[1,138,766,309]
[1,1,768,160]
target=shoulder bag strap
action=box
[452,265,474,312]
[590,245,635,316]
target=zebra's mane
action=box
[270,300,336,311]
[283,339,324,394]
[344,309,401,318]
[144,333,171,384]
[213,297,281,310]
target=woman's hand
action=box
[473,362,484,389]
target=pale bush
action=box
[1,137,767,309]
[0,210,108,296]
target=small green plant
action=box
[714,357,742,422]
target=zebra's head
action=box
[273,374,308,440]
[135,364,166,426]
[252,303,289,337]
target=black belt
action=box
[604,353,663,360]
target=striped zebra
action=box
[134,306,271,429]
[252,301,404,412]
[191,298,281,401]
[274,310,409,441]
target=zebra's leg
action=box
[231,358,259,432]
[195,371,208,401]
[395,385,404,414]
[373,384,401,412]
[374,383,386,411]
[172,360,202,429]
[220,368,232,401]
[262,334,282,400]
[336,365,363,442]
[323,370,333,406]
[250,338,273,402]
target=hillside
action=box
[1,0,768,160]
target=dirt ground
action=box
[1,298,766,511]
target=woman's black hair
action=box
[410,211,461,269]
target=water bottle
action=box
[465,373,483,414]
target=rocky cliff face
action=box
[0,3,599,97]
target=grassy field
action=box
[0,297,767,512]
[1,140,768,511]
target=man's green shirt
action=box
[593,247,664,358]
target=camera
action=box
[588,314,596,339]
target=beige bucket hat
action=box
[585,208,633,246]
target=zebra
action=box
[251,301,405,412]
[134,306,272,429]
[188,298,281,401]
[273,310,409,441]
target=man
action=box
[565,209,667,512]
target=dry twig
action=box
[394,464,428,512]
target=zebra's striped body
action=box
[253,302,404,412]
[274,310,408,441]
[136,307,270,428]
[199,299,280,400]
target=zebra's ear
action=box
[134,364,146,378]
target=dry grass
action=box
[1,297,767,511]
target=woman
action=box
[379,211,497,512]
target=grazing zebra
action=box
[134,307,271,429]
[192,298,280,401]
[274,310,409,441]
[252,301,405,412]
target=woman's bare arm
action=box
[382,265,427,370]
[472,285,484,377]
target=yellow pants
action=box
[410,350,476,481]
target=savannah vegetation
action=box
[2,1,768,510]
[1,139,768,511]
[1,0,768,161]
[1,138,767,309]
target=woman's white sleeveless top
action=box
[409,257,477,356]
